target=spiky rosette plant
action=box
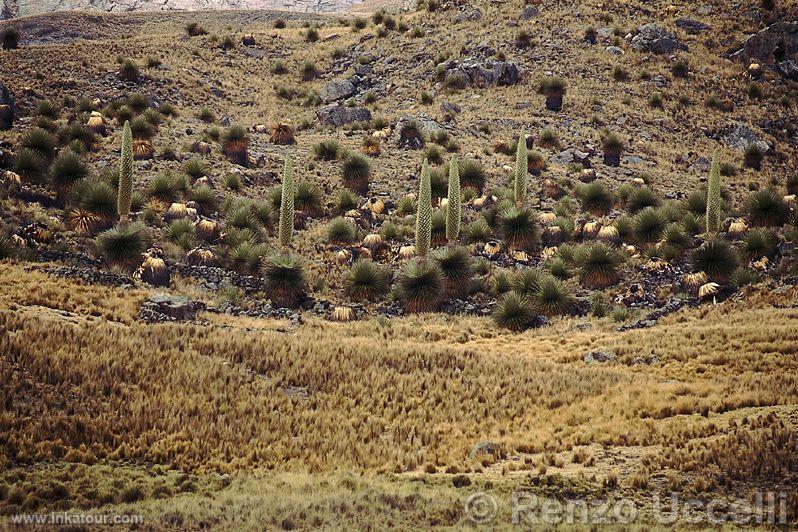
[396,258,444,313]
[746,188,788,227]
[534,275,575,317]
[514,128,528,205]
[690,238,740,283]
[95,222,150,268]
[341,152,371,194]
[222,124,249,166]
[432,246,472,299]
[345,260,392,301]
[497,205,540,251]
[446,155,461,241]
[117,120,133,224]
[262,253,306,308]
[493,291,537,332]
[575,242,622,289]
[513,268,546,297]
[415,159,433,257]
[278,156,295,248]
[705,150,722,234]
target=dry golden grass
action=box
[0,261,796,526]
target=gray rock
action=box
[777,59,798,80]
[439,58,523,88]
[731,22,798,80]
[631,23,688,54]
[622,155,651,165]
[720,122,770,152]
[605,46,624,55]
[319,78,357,104]
[584,351,616,363]
[316,103,371,127]
[140,294,206,323]
[521,6,539,19]
[454,7,481,22]
[394,115,446,145]
[675,18,709,34]
[469,441,501,459]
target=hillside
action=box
[1,0,392,19]
[0,0,797,528]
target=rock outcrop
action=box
[631,23,688,54]
[732,22,798,80]
[316,103,371,127]
[437,58,522,88]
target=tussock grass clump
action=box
[493,291,537,331]
[432,246,472,299]
[184,157,206,180]
[95,223,150,267]
[313,140,340,161]
[147,172,181,203]
[575,242,622,288]
[578,181,614,216]
[13,148,47,181]
[633,207,668,243]
[262,253,306,308]
[498,206,540,250]
[690,238,740,282]
[513,268,546,297]
[221,125,249,166]
[189,185,217,215]
[0,233,16,259]
[345,260,392,301]
[464,218,492,244]
[396,259,444,312]
[746,188,788,227]
[229,241,269,273]
[70,178,117,221]
[21,128,56,159]
[51,151,90,192]
[742,228,778,259]
[534,275,575,317]
[1,27,20,50]
[327,217,358,243]
[335,189,358,214]
[341,152,371,194]
[627,187,659,213]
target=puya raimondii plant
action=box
[415,158,432,257]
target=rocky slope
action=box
[1,0,377,19]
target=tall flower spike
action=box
[117,120,133,224]
[278,155,295,248]
[415,158,432,257]
[706,149,721,234]
[514,128,528,206]
[446,155,461,242]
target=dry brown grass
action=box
[0,261,796,526]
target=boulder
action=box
[631,23,688,54]
[319,78,357,104]
[316,103,371,127]
[140,294,205,323]
[719,122,771,152]
[0,82,14,130]
[731,22,798,80]
[438,58,522,88]
[521,6,539,19]
[583,351,616,363]
[675,18,709,34]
